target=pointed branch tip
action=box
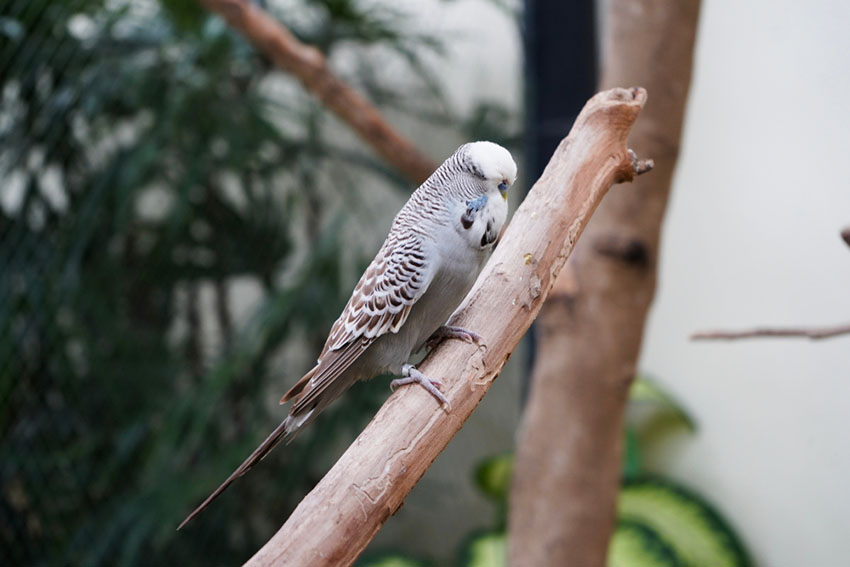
[629,149,654,175]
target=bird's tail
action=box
[177,416,296,530]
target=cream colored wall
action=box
[641,0,850,565]
[385,0,850,564]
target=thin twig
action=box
[693,228,850,342]
[198,0,437,183]
[692,324,850,341]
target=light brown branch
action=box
[198,0,437,183]
[243,87,650,567]
[692,324,850,341]
[508,1,701,565]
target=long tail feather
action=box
[177,418,291,530]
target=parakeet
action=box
[178,141,516,529]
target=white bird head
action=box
[429,141,516,250]
[460,141,518,201]
[395,141,517,251]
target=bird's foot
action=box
[391,364,450,410]
[425,325,485,351]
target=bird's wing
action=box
[179,239,435,530]
[283,235,436,411]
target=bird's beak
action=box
[498,180,509,200]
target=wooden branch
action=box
[692,323,850,341]
[243,87,650,567]
[198,0,437,183]
[508,1,701,565]
[692,228,850,341]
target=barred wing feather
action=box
[283,236,435,412]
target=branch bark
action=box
[692,324,850,340]
[243,87,651,566]
[508,1,701,565]
[198,0,437,183]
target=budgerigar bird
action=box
[178,141,517,529]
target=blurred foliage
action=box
[0,0,519,564]
[382,376,751,567]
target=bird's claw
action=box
[425,325,485,351]
[392,364,451,410]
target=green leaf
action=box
[629,375,696,433]
[356,553,427,567]
[608,520,681,567]
[460,531,506,567]
[622,427,642,479]
[474,453,514,503]
[160,0,207,33]
[617,477,751,567]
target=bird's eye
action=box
[498,180,509,193]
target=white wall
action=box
[374,0,850,564]
[641,0,850,565]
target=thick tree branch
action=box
[508,1,701,565]
[692,324,850,340]
[243,87,651,567]
[198,0,437,183]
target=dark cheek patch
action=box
[461,209,474,229]
[461,195,488,231]
[480,220,496,247]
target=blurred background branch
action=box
[691,227,850,341]
[508,0,702,565]
[693,226,850,341]
[692,323,850,341]
[197,0,437,183]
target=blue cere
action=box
[466,194,488,212]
